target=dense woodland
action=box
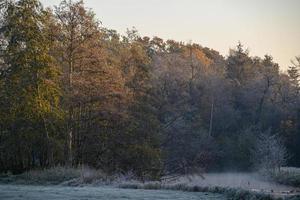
[0,0,299,179]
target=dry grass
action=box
[119,173,300,200]
[118,182,277,200]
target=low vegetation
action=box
[119,182,298,200]
[0,166,138,186]
[267,168,300,188]
[0,167,81,185]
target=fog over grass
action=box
[174,173,298,193]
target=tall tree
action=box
[55,0,102,165]
[0,0,62,172]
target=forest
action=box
[0,0,299,181]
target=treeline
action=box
[0,0,299,179]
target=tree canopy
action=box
[0,0,299,179]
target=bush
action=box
[80,166,106,183]
[15,166,81,184]
[252,130,288,172]
[269,167,300,187]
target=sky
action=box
[41,0,300,71]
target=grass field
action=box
[0,184,226,200]
[2,168,300,199]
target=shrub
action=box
[268,167,300,187]
[80,166,106,183]
[16,166,81,184]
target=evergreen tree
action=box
[226,42,254,85]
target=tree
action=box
[252,130,288,172]
[0,0,298,177]
[254,55,279,125]
[55,0,99,165]
[0,0,62,172]
[55,0,133,168]
[226,42,255,85]
[120,30,163,180]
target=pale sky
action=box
[41,0,300,71]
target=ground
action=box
[1,170,300,199]
[0,184,225,200]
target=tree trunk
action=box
[209,96,214,137]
